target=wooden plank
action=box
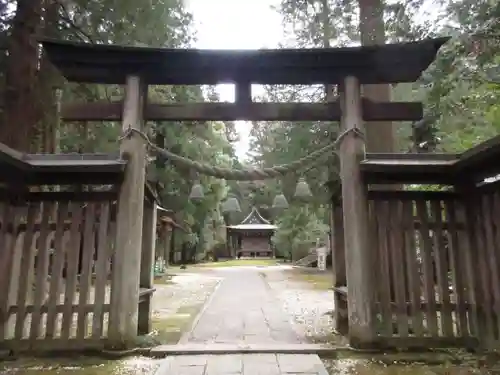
[331,202,348,335]
[5,208,25,339]
[375,200,392,336]
[491,193,500,338]
[415,199,438,336]
[338,76,376,346]
[9,304,110,315]
[368,200,379,319]
[0,203,11,320]
[41,37,449,85]
[0,190,118,203]
[402,199,424,336]
[60,203,83,339]
[30,202,53,340]
[92,202,111,338]
[444,199,469,337]
[368,190,457,201]
[0,337,108,352]
[375,336,478,350]
[366,153,459,161]
[13,204,38,339]
[331,204,346,287]
[430,200,454,337]
[108,75,147,346]
[481,193,500,340]
[0,204,10,303]
[138,201,157,335]
[473,195,495,342]
[61,100,424,122]
[388,200,409,336]
[76,203,96,339]
[45,202,70,338]
[456,201,479,336]
[0,204,20,339]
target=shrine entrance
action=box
[45,36,444,350]
[9,36,498,353]
[227,207,276,258]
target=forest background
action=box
[0,0,498,261]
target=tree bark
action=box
[36,0,61,153]
[358,0,396,154]
[1,0,42,152]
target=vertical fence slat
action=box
[45,202,69,338]
[368,200,381,333]
[403,200,424,336]
[445,199,469,337]
[456,202,479,337]
[472,197,495,342]
[30,202,53,340]
[416,199,438,336]
[76,203,96,339]
[105,219,117,336]
[430,200,453,337]
[481,193,500,340]
[0,203,22,339]
[92,202,111,338]
[61,203,83,339]
[0,204,21,340]
[14,203,39,339]
[376,200,392,336]
[388,200,409,336]
[0,203,12,310]
[492,192,500,340]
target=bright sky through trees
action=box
[186,0,284,160]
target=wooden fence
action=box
[0,190,118,351]
[367,188,500,348]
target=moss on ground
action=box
[136,302,205,347]
[284,268,333,290]
[0,356,163,375]
[193,259,279,268]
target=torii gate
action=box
[41,37,447,348]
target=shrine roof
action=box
[0,142,125,185]
[227,206,277,231]
[360,134,500,185]
[227,224,277,231]
[41,37,449,85]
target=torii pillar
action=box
[338,76,376,348]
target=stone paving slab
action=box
[148,343,338,356]
[154,354,329,375]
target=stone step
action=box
[145,343,341,357]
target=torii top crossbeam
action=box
[41,37,449,85]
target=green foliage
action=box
[272,205,329,260]
[12,0,237,259]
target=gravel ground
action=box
[260,267,347,346]
[152,273,221,319]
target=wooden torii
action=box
[42,37,448,347]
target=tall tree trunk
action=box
[1,0,42,152]
[358,0,396,154]
[35,0,61,153]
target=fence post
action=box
[330,196,348,335]
[138,200,157,334]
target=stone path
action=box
[184,267,301,345]
[155,353,328,375]
[154,266,330,375]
